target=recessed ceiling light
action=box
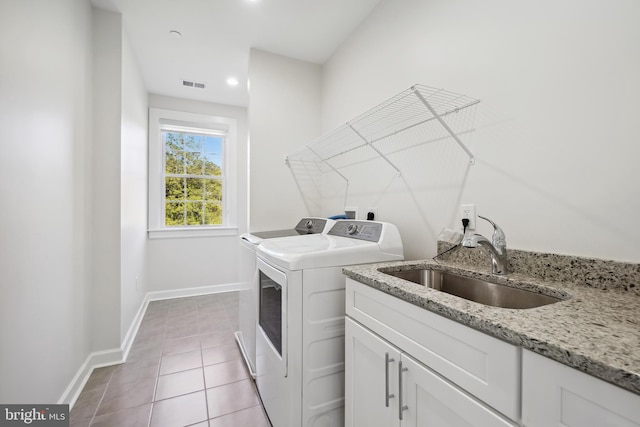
[226,77,239,87]
[169,30,182,38]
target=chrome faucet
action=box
[461,215,508,275]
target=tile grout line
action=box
[150,307,169,427]
[87,368,114,427]
[198,302,212,426]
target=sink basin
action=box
[381,269,562,309]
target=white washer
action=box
[255,220,404,427]
[236,218,335,378]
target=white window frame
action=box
[148,108,238,238]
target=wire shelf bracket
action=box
[411,86,476,165]
[346,123,402,176]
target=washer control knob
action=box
[347,223,358,235]
[305,220,314,229]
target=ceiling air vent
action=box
[182,80,206,89]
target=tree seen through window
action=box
[164,131,224,226]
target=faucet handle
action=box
[478,215,506,249]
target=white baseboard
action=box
[121,295,151,362]
[144,282,243,302]
[62,282,243,409]
[58,348,123,407]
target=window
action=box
[149,108,238,238]
[164,128,224,226]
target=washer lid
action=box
[240,217,335,245]
[256,222,404,270]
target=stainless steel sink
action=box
[381,269,562,309]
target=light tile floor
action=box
[70,292,271,427]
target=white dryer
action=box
[255,220,404,427]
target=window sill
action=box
[148,226,238,239]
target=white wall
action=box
[321,0,640,262]
[91,8,122,351]
[146,95,248,292]
[93,7,149,350]
[248,49,323,231]
[0,0,93,402]
[0,0,238,404]
[120,31,149,341]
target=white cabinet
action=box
[345,317,400,427]
[345,278,519,427]
[346,318,518,427]
[346,278,640,427]
[522,349,640,427]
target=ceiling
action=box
[92,0,382,107]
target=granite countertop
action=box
[343,259,640,395]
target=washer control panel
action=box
[294,218,328,235]
[328,220,383,242]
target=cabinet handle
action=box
[385,352,395,407]
[398,361,408,420]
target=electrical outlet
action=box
[460,204,476,230]
[367,207,378,221]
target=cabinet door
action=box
[401,354,517,427]
[523,350,640,427]
[345,317,401,427]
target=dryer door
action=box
[256,257,292,427]
[256,257,288,378]
[259,267,285,363]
